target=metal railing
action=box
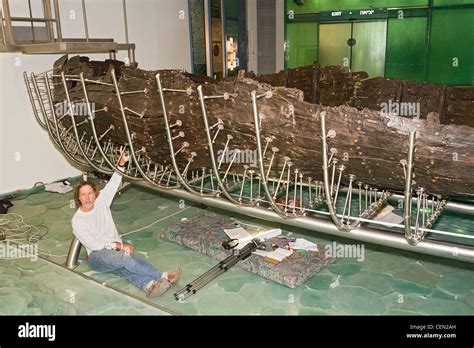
[1,0,134,60]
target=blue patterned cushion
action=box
[159,213,332,288]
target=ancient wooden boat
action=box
[47,55,474,197]
[24,55,474,264]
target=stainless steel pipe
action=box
[132,180,474,264]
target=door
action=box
[319,23,351,71]
[319,21,387,77]
[352,21,387,78]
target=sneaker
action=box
[145,279,171,298]
[168,267,181,285]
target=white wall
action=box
[55,0,191,70]
[275,0,285,72]
[246,0,258,73]
[0,0,191,193]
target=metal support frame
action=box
[109,68,177,186]
[133,179,474,264]
[61,72,115,175]
[403,131,447,245]
[404,131,416,243]
[2,0,15,45]
[65,238,82,269]
[197,85,255,206]
[1,0,135,61]
[32,71,90,168]
[250,90,303,218]
[53,0,62,41]
[156,74,214,195]
[320,110,360,231]
[23,72,47,130]
[320,110,397,232]
[24,67,474,266]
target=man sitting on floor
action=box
[71,147,180,298]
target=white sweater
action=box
[71,171,123,255]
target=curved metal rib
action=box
[403,132,448,245]
[80,74,141,181]
[156,73,214,196]
[320,110,360,232]
[197,85,254,206]
[404,131,418,244]
[110,69,179,188]
[29,73,65,149]
[23,72,47,130]
[37,73,90,168]
[63,72,113,175]
[250,90,293,217]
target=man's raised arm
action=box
[100,146,129,207]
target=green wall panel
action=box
[387,0,428,6]
[284,0,472,84]
[319,0,388,11]
[318,21,387,77]
[286,0,428,14]
[352,21,387,77]
[285,22,319,68]
[318,23,351,69]
[385,17,427,81]
[286,0,320,14]
[434,0,474,5]
[427,9,474,85]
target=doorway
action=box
[189,0,247,78]
[319,21,387,77]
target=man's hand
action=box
[118,146,130,167]
[122,243,134,254]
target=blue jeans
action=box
[88,249,163,291]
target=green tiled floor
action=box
[1,177,473,315]
[0,249,169,315]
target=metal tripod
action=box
[174,239,264,301]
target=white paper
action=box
[288,238,319,252]
[224,227,283,250]
[257,228,282,241]
[44,182,73,193]
[253,250,270,258]
[253,247,293,261]
[373,205,404,225]
[223,227,253,250]
[224,227,252,241]
[275,248,293,258]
